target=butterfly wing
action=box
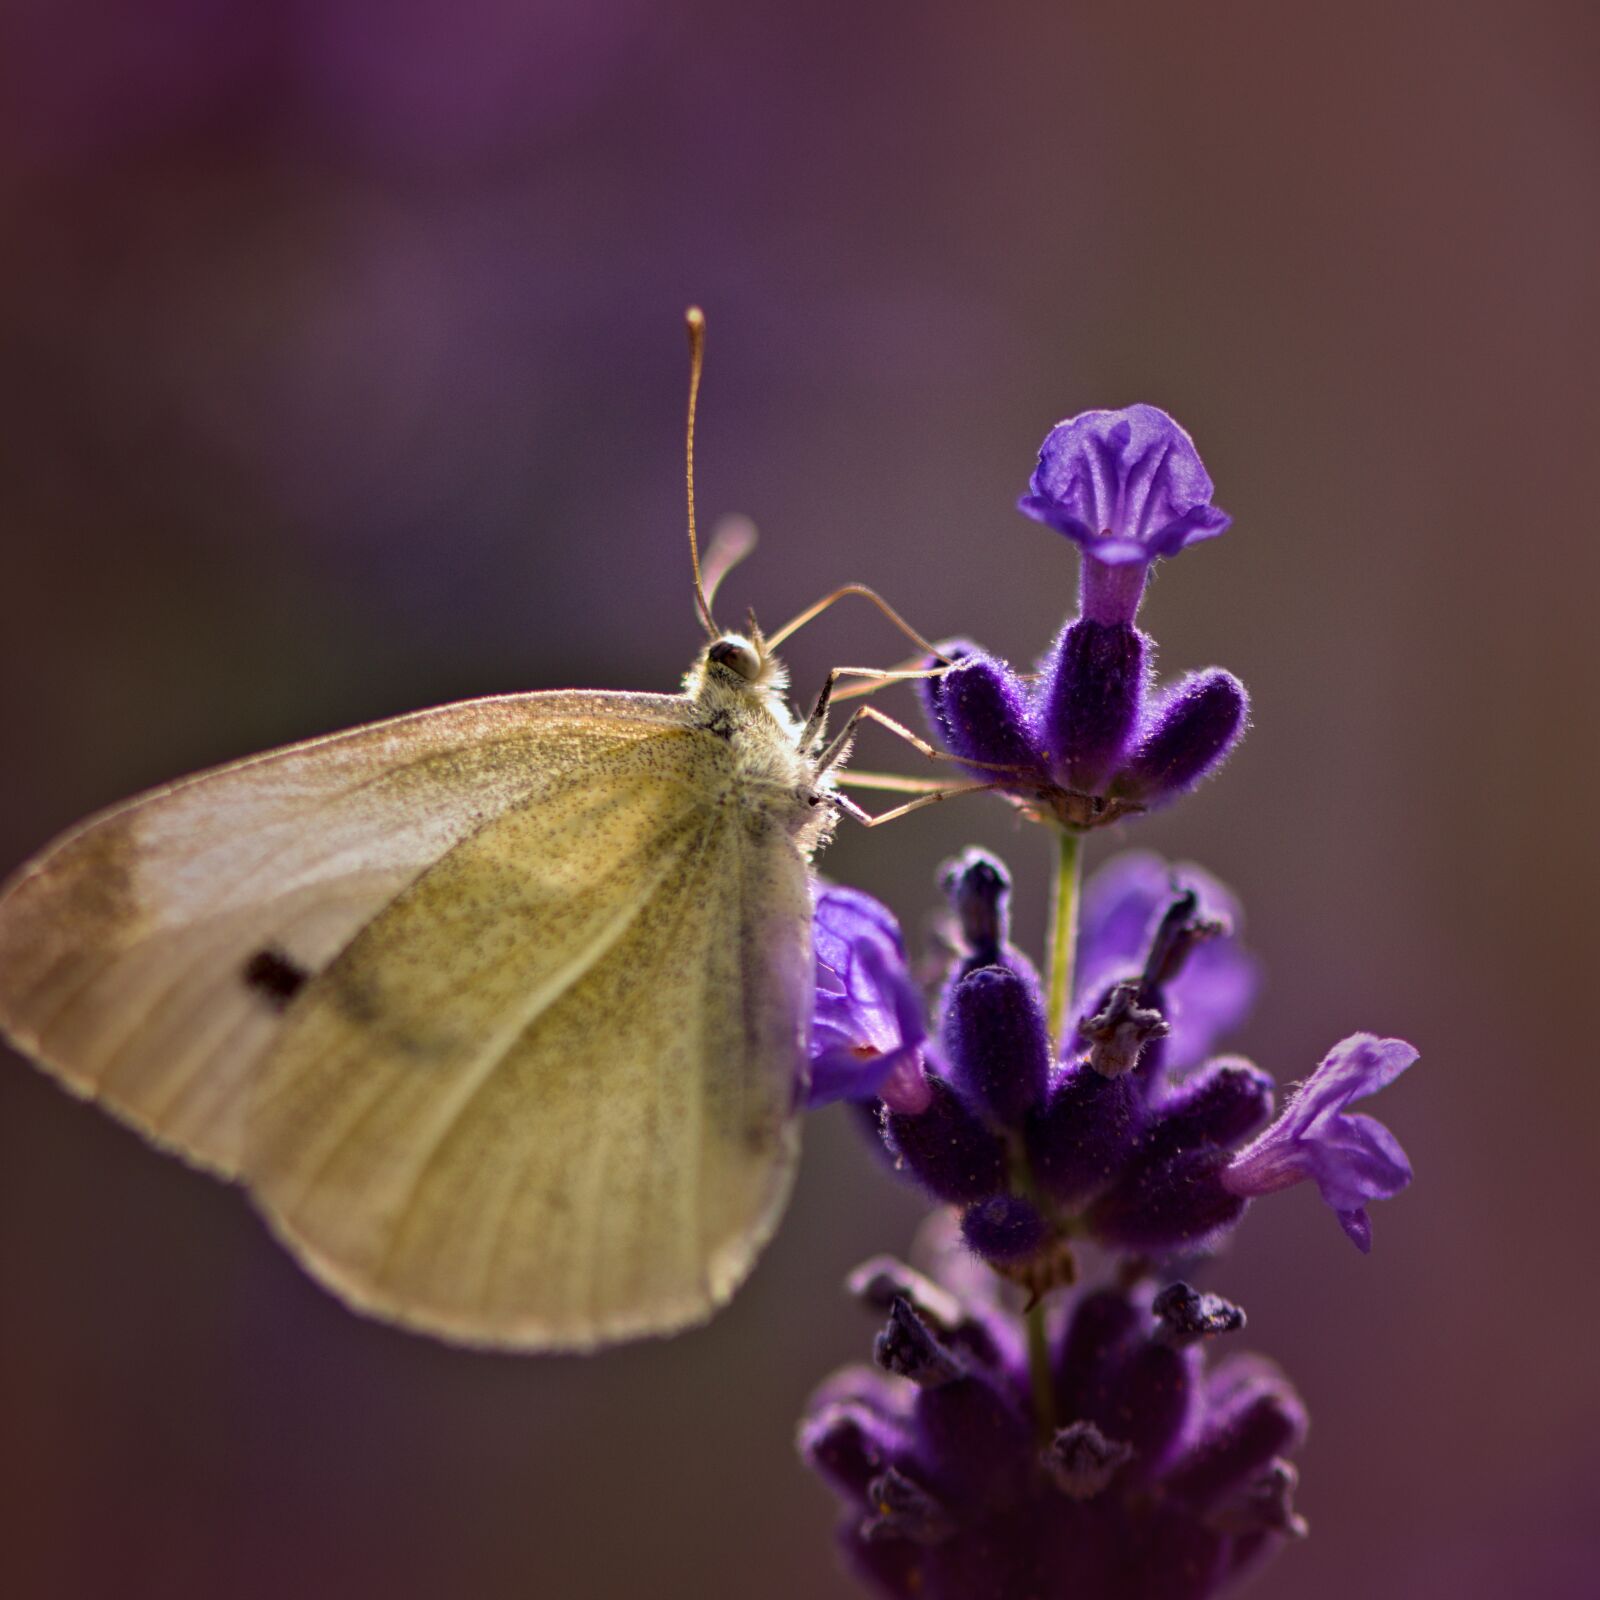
[245,740,810,1348]
[0,691,686,1177]
[0,688,811,1348]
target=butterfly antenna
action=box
[684,306,719,640]
[766,582,948,662]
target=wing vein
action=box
[471,816,726,1330]
[362,820,706,1291]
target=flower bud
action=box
[944,965,1051,1128]
[1118,670,1248,805]
[1036,618,1149,793]
[883,1077,1009,1204]
[918,643,1034,778]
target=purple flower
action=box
[1222,1034,1418,1252]
[857,851,1279,1266]
[1033,618,1151,795]
[1019,405,1232,626]
[1121,671,1251,803]
[811,886,932,1114]
[798,1219,1308,1600]
[1075,853,1259,1074]
[917,406,1245,825]
[919,642,1040,777]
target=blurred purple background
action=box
[2,3,1597,1597]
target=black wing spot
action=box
[243,946,310,1010]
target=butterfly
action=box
[0,311,978,1351]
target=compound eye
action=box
[708,637,762,681]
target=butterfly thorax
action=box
[683,638,837,856]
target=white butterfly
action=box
[0,312,976,1350]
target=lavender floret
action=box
[1035,618,1150,794]
[944,965,1051,1128]
[1018,404,1232,624]
[918,643,1036,783]
[810,885,931,1113]
[1117,670,1250,808]
[1222,1034,1417,1251]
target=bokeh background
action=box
[2,3,1596,1597]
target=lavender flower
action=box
[800,854,1411,1595]
[1222,1034,1417,1252]
[918,406,1246,828]
[826,852,1416,1271]
[939,848,1041,988]
[798,1221,1308,1600]
[811,886,932,1114]
[1018,404,1232,626]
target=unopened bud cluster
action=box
[800,1238,1308,1600]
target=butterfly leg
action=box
[829,653,938,704]
[829,781,1006,827]
[801,666,951,759]
[816,702,1027,778]
[814,702,1021,824]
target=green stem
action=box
[1019,825,1087,1450]
[1008,1144,1057,1446]
[1045,827,1084,1047]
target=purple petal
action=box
[811,1040,920,1109]
[809,886,929,1109]
[814,885,907,980]
[1222,1034,1417,1249]
[1297,1033,1418,1131]
[1018,404,1231,570]
[1078,852,1178,971]
[1168,937,1260,1073]
[1304,1110,1413,1212]
[1337,1208,1373,1254]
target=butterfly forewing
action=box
[0,690,687,1177]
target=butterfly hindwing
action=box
[246,736,811,1347]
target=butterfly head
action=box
[702,629,788,693]
[706,634,762,681]
[686,628,796,732]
